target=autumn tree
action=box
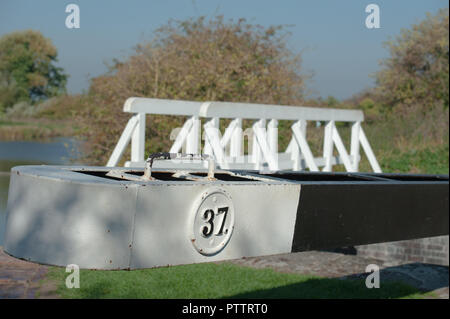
[79,16,307,164]
[375,9,449,109]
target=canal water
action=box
[0,138,81,245]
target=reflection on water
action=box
[0,137,81,165]
[0,138,81,245]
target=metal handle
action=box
[143,152,215,180]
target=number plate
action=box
[190,188,235,255]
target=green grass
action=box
[46,262,428,299]
[381,144,449,175]
[356,144,449,175]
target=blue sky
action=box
[0,0,447,100]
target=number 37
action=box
[201,207,229,237]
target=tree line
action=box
[0,10,448,164]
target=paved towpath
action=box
[0,247,57,298]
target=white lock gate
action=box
[107,98,382,173]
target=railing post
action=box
[131,112,146,164]
[253,119,279,171]
[322,121,334,172]
[297,120,307,170]
[287,120,307,171]
[268,119,278,170]
[359,127,382,173]
[170,117,194,153]
[186,116,200,154]
[251,119,265,169]
[292,121,319,172]
[332,125,355,172]
[203,117,219,157]
[204,118,229,169]
[230,118,242,163]
[106,114,140,167]
[268,119,278,154]
[286,138,300,171]
[351,121,361,171]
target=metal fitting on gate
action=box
[143,152,215,180]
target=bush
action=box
[76,16,308,165]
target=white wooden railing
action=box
[106,98,382,173]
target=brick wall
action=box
[356,236,449,266]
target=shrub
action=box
[76,16,308,165]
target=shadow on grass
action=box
[227,262,448,299]
[226,277,418,299]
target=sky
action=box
[0,0,448,100]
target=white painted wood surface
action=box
[108,98,382,173]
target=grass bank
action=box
[379,144,449,174]
[45,262,431,299]
[0,118,76,141]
